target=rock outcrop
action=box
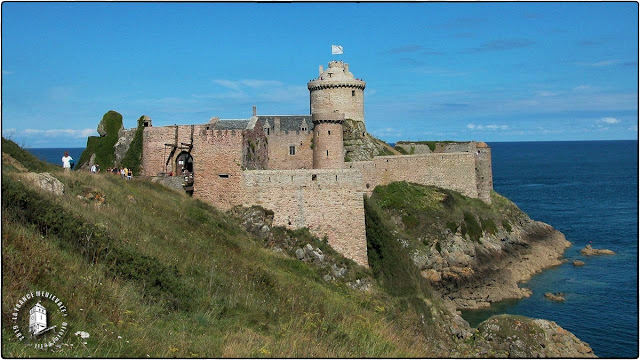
[573,260,585,266]
[18,172,65,196]
[544,292,565,302]
[114,128,137,166]
[581,244,615,256]
[343,119,399,161]
[471,315,596,358]
[421,220,570,310]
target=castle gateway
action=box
[141,60,493,266]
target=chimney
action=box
[318,65,324,76]
[252,105,257,116]
[274,117,281,133]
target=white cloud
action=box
[579,60,617,67]
[212,79,283,90]
[467,123,508,131]
[20,128,96,138]
[599,117,620,124]
[573,85,594,91]
[2,70,13,75]
[536,91,558,97]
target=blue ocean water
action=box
[27,148,85,168]
[26,142,639,357]
[461,140,638,358]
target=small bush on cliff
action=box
[461,212,482,243]
[120,115,145,174]
[78,110,123,168]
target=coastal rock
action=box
[428,220,571,310]
[114,128,136,166]
[18,172,64,196]
[544,292,565,302]
[472,315,596,358]
[581,244,615,256]
[572,260,585,266]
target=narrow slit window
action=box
[218,174,229,178]
[328,130,331,135]
[289,146,296,155]
[352,90,355,96]
[326,150,329,157]
[312,174,317,181]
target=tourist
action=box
[91,164,97,173]
[95,164,100,173]
[61,151,73,171]
[127,168,133,180]
[121,168,127,178]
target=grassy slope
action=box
[1,139,457,358]
[77,111,123,169]
[369,181,527,248]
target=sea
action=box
[27,141,639,357]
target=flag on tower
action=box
[331,45,343,55]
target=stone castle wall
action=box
[142,125,203,176]
[309,87,365,123]
[348,153,480,198]
[266,130,313,169]
[242,169,368,266]
[313,122,345,169]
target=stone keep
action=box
[312,112,345,169]
[308,61,366,124]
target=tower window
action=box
[352,90,355,96]
[289,146,296,155]
[328,130,331,135]
[326,150,329,157]
[312,174,317,181]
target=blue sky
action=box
[2,2,638,147]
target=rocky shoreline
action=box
[421,219,571,311]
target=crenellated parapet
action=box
[308,61,366,124]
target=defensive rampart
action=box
[242,169,368,266]
[348,153,480,199]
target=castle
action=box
[140,60,493,266]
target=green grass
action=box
[2,138,56,172]
[120,116,145,174]
[78,111,123,169]
[369,181,526,247]
[1,142,459,358]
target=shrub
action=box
[502,220,513,233]
[120,115,145,173]
[461,212,482,242]
[78,111,123,169]
[481,218,498,235]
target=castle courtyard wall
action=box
[242,169,368,267]
[348,153,480,198]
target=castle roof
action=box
[214,120,251,130]
[257,115,314,132]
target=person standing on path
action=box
[62,151,73,171]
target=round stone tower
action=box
[307,61,366,124]
[312,112,345,169]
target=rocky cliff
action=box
[367,181,571,311]
[343,119,399,161]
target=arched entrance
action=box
[175,152,193,175]
[176,152,194,195]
